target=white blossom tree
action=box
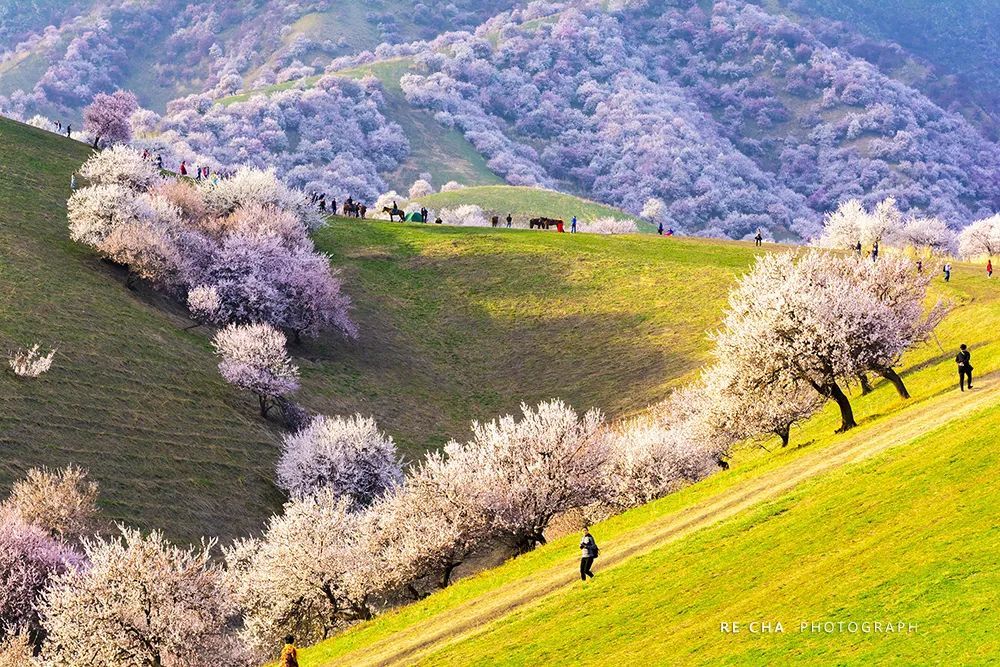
[602,416,719,510]
[899,216,956,255]
[212,323,300,418]
[640,197,666,224]
[224,491,372,654]
[66,183,141,247]
[276,414,403,506]
[78,145,161,190]
[408,178,434,198]
[713,251,942,432]
[448,400,610,551]
[958,214,1000,258]
[40,527,247,667]
[200,167,320,230]
[440,205,489,227]
[1,466,98,542]
[7,344,56,378]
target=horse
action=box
[383,206,406,222]
[529,217,564,230]
[491,216,500,228]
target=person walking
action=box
[571,216,577,233]
[855,241,862,256]
[956,344,973,391]
[658,222,664,236]
[179,161,187,177]
[70,173,77,192]
[754,230,763,246]
[871,240,879,262]
[916,260,923,274]
[943,262,952,282]
[579,528,598,581]
[279,635,299,667]
[506,213,513,228]
[988,259,993,278]
[421,207,429,223]
[66,124,72,138]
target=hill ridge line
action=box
[321,374,998,666]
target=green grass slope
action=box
[297,263,1000,666]
[0,116,763,543]
[411,185,647,226]
[0,117,281,545]
[301,218,756,456]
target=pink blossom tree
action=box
[212,323,300,419]
[82,90,138,148]
[276,415,403,506]
[0,513,79,646]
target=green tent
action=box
[404,211,424,222]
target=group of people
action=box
[53,119,72,138]
[177,159,217,182]
[310,192,370,218]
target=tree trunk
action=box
[776,425,790,448]
[258,395,271,418]
[826,381,857,432]
[876,367,910,399]
[407,584,423,601]
[439,562,459,589]
[858,373,874,395]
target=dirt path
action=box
[323,375,997,666]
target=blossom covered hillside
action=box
[4,1,1000,240]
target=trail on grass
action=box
[321,375,997,666]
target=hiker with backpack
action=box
[580,528,598,580]
[956,344,973,392]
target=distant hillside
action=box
[0,0,517,115]
[789,0,1000,139]
[0,116,763,544]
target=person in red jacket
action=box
[988,259,993,278]
[179,160,187,176]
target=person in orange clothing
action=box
[279,635,299,667]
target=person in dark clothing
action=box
[66,124,72,138]
[421,207,429,223]
[754,230,763,246]
[871,240,879,261]
[957,344,973,391]
[579,528,598,580]
[658,222,664,236]
[434,216,443,224]
[916,260,923,274]
[944,263,952,282]
[360,204,367,219]
[855,241,862,256]
[506,213,512,228]
[179,161,187,176]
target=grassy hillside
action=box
[301,217,754,456]
[0,116,762,544]
[295,262,1000,665]
[0,117,281,545]
[411,185,648,227]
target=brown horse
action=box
[382,206,406,222]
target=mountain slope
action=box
[297,263,1000,666]
[1,116,762,543]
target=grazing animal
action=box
[491,215,500,228]
[382,206,406,222]
[529,217,565,230]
